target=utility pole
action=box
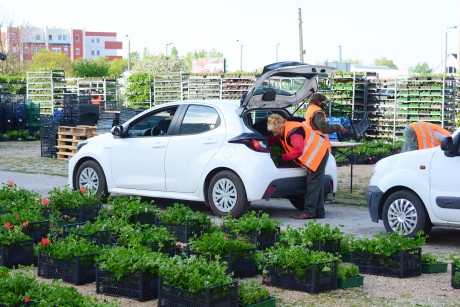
[298,8,304,62]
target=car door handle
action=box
[152,143,167,148]
[203,139,218,144]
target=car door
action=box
[110,106,178,191]
[430,147,460,222]
[164,104,225,193]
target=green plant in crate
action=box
[159,255,232,292]
[156,203,211,227]
[97,245,168,279]
[38,234,102,261]
[422,253,445,265]
[0,223,30,244]
[239,279,272,306]
[350,231,426,256]
[189,230,255,256]
[116,224,177,249]
[222,211,281,234]
[48,186,102,210]
[337,264,360,280]
[278,221,343,249]
[103,195,158,220]
[0,180,40,205]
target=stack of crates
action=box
[13,102,26,131]
[25,101,41,134]
[0,95,14,133]
[40,116,60,158]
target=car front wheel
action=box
[382,190,431,237]
[75,160,108,198]
[207,170,249,217]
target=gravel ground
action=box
[2,141,460,306]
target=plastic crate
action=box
[22,220,50,243]
[451,264,460,289]
[60,204,102,223]
[96,266,159,301]
[239,296,276,307]
[129,211,157,226]
[262,260,338,294]
[155,219,209,243]
[337,112,369,141]
[0,239,34,268]
[350,248,422,278]
[310,239,341,255]
[158,277,238,307]
[37,252,98,285]
[222,226,280,251]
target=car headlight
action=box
[76,141,88,152]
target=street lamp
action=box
[165,42,173,56]
[126,35,131,71]
[444,26,457,74]
[276,43,280,62]
[236,40,243,71]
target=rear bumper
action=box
[262,175,334,199]
[366,185,383,223]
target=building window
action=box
[76,35,79,42]
[12,33,17,39]
[96,38,100,43]
[25,47,29,55]
[58,35,62,40]
[76,48,80,55]
[35,35,40,41]
[48,35,52,40]
[32,47,39,54]
[12,47,17,53]
[91,50,95,55]
[91,38,94,43]
[52,48,60,53]
[64,48,68,55]
[96,50,100,56]
[63,35,67,40]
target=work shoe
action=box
[292,214,316,219]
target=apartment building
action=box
[1,26,123,63]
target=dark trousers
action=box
[303,152,329,218]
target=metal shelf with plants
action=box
[221,76,255,100]
[26,70,66,115]
[187,76,222,100]
[153,74,190,105]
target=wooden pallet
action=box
[56,125,97,159]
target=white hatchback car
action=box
[367,127,460,236]
[68,62,337,217]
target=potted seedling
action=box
[421,252,448,274]
[239,279,275,307]
[337,264,364,289]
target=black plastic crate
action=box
[350,248,421,278]
[451,264,460,289]
[158,277,238,307]
[337,112,369,141]
[60,204,102,223]
[0,239,34,268]
[129,211,157,226]
[155,219,208,243]
[262,261,338,294]
[96,266,159,301]
[22,220,50,243]
[310,239,341,255]
[37,252,98,285]
[148,240,177,257]
[62,223,114,246]
[222,226,279,250]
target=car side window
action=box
[126,106,177,137]
[178,105,220,135]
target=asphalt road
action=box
[1,170,459,255]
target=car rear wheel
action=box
[207,170,249,217]
[382,190,431,237]
[75,160,108,198]
[288,195,304,211]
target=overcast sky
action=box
[1,0,459,72]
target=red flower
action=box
[42,198,50,206]
[24,297,29,303]
[7,180,14,187]
[223,236,228,240]
[79,187,87,194]
[263,277,271,283]
[15,215,20,220]
[3,222,11,228]
[41,237,51,246]
[23,221,29,227]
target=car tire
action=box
[288,195,304,211]
[75,160,108,198]
[382,190,432,237]
[207,170,249,217]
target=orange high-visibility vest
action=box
[410,122,451,149]
[280,121,329,172]
[304,104,331,150]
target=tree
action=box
[108,58,127,78]
[28,50,73,75]
[72,58,111,78]
[408,62,432,75]
[373,57,398,69]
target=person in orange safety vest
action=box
[401,121,451,152]
[267,113,329,220]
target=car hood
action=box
[240,61,334,111]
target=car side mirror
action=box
[441,136,455,157]
[111,126,123,137]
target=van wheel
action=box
[383,190,431,237]
[207,170,249,217]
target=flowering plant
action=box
[156,203,211,227]
[48,186,102,210]
[38,234,102,261]
[104,196,158,221]
[0,223,30,244]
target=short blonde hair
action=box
[267,114,285,132]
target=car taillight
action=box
[229,134,268,152]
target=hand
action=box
[339,125,347,134]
